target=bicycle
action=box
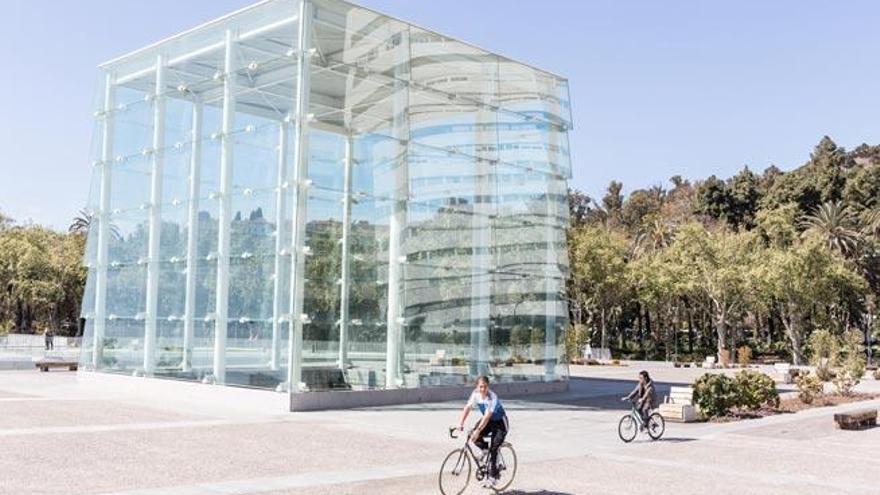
[438,426,517,495]
[618,399,665,443]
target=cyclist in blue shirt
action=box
[456,376,509,488]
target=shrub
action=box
[833,329,866,395]
[736,346,752,366]
[733,370,779,410]
[795,373,823,404]
[815,363,836,382]
[833,354,865,396]
[873,368,880,381]
[692,373,737,418]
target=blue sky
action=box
[2,0,879,229]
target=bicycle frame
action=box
[448,426,502,475]
[630,405,645,427]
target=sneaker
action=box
[481,477,498,489]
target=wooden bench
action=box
[658,386,698,423]
[35,360,78,372]
[834,409,877,430]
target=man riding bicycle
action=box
[456,376,508,488]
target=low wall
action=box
[289,379,569,411]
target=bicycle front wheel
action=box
[439,448,472,495]
[618,415,637,443]
[647,413,665,440]
[492,442,518,493]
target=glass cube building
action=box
[79,0,572,405]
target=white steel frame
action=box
[92,72,116,369]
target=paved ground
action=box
[2,364,880,495]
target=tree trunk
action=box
[714,304,728,362]
[637,303,644,357]
[600,307,607,350]
[687,305,695,354]
[780,303,805,365]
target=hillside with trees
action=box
[1,136,878,369]
[567,137,880,364]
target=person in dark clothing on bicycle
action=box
[456,376,508,488]
[622,370,656,427]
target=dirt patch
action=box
[709,393,879,422]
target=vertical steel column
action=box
[385,29,411,390]
[543,125,563,377]
[270,124,290,371]
[182,101,203,372]
[93,72,116,369]
[144,54,167,376]
[287,0,313,393]
[337,134,354,369]
[214,30,237,385]
[468,67,496,378]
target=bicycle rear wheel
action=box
[647,413,665,440]
[492,443,518,493]
[618,415,637,443]
[439,448,471,495]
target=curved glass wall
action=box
[80,0,573,394]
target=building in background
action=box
[79,0,573,409]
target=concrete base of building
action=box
[76,370,568,413]
[289,379,569,411]
[77,370,290,415]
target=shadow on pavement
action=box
[655,436,699,443]
[511,376,693,412]
[502,491,575,495]
[351,377,694,413]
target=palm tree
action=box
[862,207,880,239]
[68,209,121,239]
[801,201,863,257]
[68,209,92,235]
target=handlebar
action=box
[449,426,478,439]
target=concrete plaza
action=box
[1,364,879,495]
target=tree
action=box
[620,187,664,233]
[68,209,92,236]
[726,167,762,229]
[668,224,756,359]
[568,226,630,350]
[695,175,730,222]
[602,181,624,217]
[755,237,866,364]
[801,201,863,258]
[843,163,880,216]
[568,188,601,228]
[755,203,799,248]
